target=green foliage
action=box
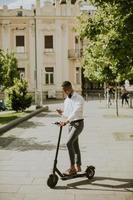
[78,1,133,84]
[5,79,32,112]
[0,112,26,126]
[0,50,5,87]
[0,50,19,89]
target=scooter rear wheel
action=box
[86,166,95,179]
[47,174,58,188]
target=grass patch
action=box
[0,112,27,126]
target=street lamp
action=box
[33,8,43,108]
[33,8,38,107]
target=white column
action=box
[36,19,43,105]
[61,22,69,81]
[1,21,10,51]
[29,20,35,92]
[55,20,63,89]
[55,19,69,98]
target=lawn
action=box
[0,112,28,126]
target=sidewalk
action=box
[0,100,133,200]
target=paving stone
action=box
[0,176,33,184]
[0,185,20,192]
[0,193,25,200]
[23,193,74,200]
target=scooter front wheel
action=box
[86,166,95,179]
[47,174,58,188]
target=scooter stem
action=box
[53,126,63,171]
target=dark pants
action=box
[67,120,84,166]
[121,94,129,106]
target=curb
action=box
[0,106,49,135]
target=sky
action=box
[0,0,48,9]
[0,0,95,10]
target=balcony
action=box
[68,49,83,59]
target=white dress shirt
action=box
[62,92,84,122]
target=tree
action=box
[78,1,133,115]
[0,50,19,89]
[0,50,5,88]
[5,78,32,112]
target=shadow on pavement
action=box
[0,136,66,151]
[44,114,59,118]
[103,114,133,119]
[18,120,46,129]
[35,112,50,118]
[55,176,133,192]
[35,111,59,118]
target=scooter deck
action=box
[61,172,86,180]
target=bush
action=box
[5,78,32,112]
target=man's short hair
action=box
[62,81,72,88]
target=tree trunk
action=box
[115,83,119,117]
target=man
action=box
[121,85,129,106]
[56,81,84,176]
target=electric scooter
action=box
[47,122,95,189]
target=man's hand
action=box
[56,109,63,115]
[59,120,69,126]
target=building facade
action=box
[0,0,87,104]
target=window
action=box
[16,35,25,53]
[75,67,81,84]
[60,0,66,4]
[44,35,53,49]
[17,11,23,16]
[16,36,24,46]
[18,68,25,79]
[45,67,54,84]
[71,0,76,4]
[75,36,78,44]
[75,36,79,51]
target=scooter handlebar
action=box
[52,121,60,126]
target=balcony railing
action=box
[68,49,83,59]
